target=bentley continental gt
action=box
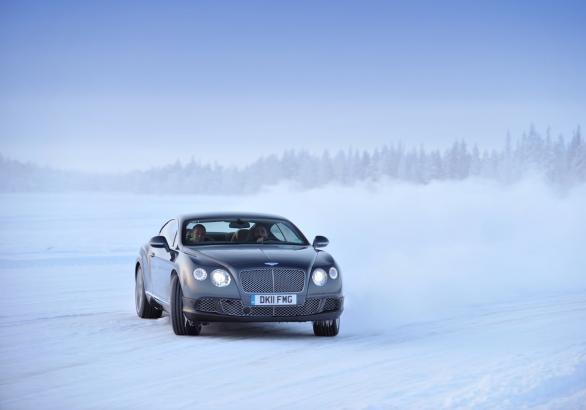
[134,213,343,336]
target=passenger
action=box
[251,224,269,243]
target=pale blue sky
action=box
[1,0,584,172]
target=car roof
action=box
[177,212,291,225]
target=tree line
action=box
[1,127,584,193]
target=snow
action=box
[1,179,585,409]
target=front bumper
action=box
[183,296,344,323]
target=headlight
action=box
[312,268,328,286]
[211,269,231,287]
[329,267,338,279]
[193,268,207,281]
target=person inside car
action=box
[251,224,269,243]
[189,224,207,243]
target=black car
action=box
[134,213,343,336]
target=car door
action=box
[159,220,179,303]
[149,219,177,303]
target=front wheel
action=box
[313,318,340,337]
[170,274,201,336]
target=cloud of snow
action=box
[238,178,586,333]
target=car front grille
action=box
[324,297,342,311]
[239,268,305,293]
[194,297,343,317]
[195,297,221,313]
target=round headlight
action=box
[211,269,231,287]
[329,267,338,279]
[193,268,207,281]
[312,268,328,286]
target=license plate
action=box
[251,294,297,306]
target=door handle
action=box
[149,252,155,257]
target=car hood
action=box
[183,244,318,271]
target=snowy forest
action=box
[1,127,584,194]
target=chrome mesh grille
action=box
[194,297,341,317]
[274,298,321,316]
[324,298,341,312]
[239,268,305,293]
[194,298,220,313]
[240,269,273,293]
[220,299,244,316]
[274,269,305,292]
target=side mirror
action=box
[149,235,169,250]
[312,235,329,248]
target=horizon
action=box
[1,125,582,175]
[1,1,585,172]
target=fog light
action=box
[193,268,207,281]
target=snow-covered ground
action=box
[1,180,585,409]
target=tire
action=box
[313,318,340,337]
[135,265,163,319]
[170,274,201,336]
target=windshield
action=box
[182,217,308,246]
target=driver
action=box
[251,224,269,243]
[189,224,207,243]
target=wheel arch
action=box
[171,267,197,303]
[170,269,181,289]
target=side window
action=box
[270,224,286,241]
[159,221,170,235]
[276,222,303,243]
[169,220,178,248]
[159,219,178,248]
